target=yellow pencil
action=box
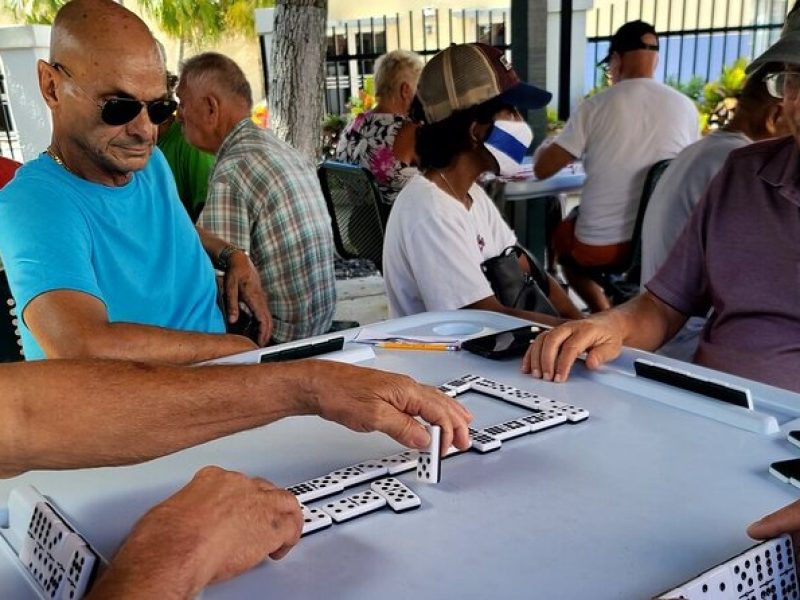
[376,342,460,351]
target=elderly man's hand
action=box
[302,362,473,454]
[748,499,800,552]
[225,251,273,346]
[522,315,624,382]
[89,466,302,598]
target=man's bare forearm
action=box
[613,292,688,350]
[85,322,257,364]
[0,359,315,478]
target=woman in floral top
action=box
[336,50,423,207]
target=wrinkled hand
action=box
[225,251,273,346]
[303,362,473,454]
[522,316,623,382]
[748,499,800,552]
[94,466,302,597]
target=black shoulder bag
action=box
[480,246,558,317]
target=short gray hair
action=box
[180,52,253,109]
[373,49,423,99]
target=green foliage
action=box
[665,75,705,103]
[3,0,63,24]
[320,113,347,159]
[0,0,275,40]
[663,59,748,132]
[546,106,564,133]
[138,0,274,44]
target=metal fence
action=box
[325,8,511,115]
[586,0,792,93]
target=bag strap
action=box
[510,246,551,296]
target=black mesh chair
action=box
[565,158,673,305]
[0,269,24,362]
[318,161,386,272]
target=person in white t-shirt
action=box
[383,43,582,324]
[534,20,699,313]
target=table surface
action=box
[2,310,800,600]
[502,165,585,200]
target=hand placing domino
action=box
[416,425,442,484]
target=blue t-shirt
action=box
[0,149,225,359]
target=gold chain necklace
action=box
[45,145,73,174]
[437,170,471,208]
[438,170,459,198]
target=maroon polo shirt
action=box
[646,135,800,392]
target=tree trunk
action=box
[269,0,328,162]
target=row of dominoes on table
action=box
[293,374,590,536]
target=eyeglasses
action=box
[51,62,177,126]
[763,71,800,99]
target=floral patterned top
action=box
[335,111,418,206]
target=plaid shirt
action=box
[199,119,336,343]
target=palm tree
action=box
[3,0,272,42]
[3,0,63,23]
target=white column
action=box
[0,25,52,162]
[255,8,276,78]
[546,0,594,115]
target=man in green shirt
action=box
[158,114,215,222]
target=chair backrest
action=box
[0,269,24,362]
[625,158,673,281]
[318,161,386,271]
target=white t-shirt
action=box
[555,78,699,245]
[383,174,517,318]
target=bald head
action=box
[51,0,162,78]
[39,0,172,186]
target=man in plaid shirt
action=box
[177,53,336,343]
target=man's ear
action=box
[468,121,482,148]
[204,94,220,122]
[37,60,59,109]
[765,103,787,137]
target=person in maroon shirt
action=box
[521,11,800,393]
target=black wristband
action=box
[215,245,245,270]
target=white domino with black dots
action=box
[417,425,442,484]
[469,428,502,453]
[300,504,333,536]
[657,534,798,599]
[287,480,344,503]
[370,478,422,512]
[442,374,590,426]
[14,496,99,600]
[321,490,387,523]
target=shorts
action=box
[552,217,631,269]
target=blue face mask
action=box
[484,120,534,176]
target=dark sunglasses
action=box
[51,62,177,126]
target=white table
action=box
[501,166,586,202]
[2,310,799,599]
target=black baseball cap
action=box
[599,20,659,65]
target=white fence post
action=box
[546,0,594,116]
[0,25,52,162]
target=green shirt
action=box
[157,121,215,222]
